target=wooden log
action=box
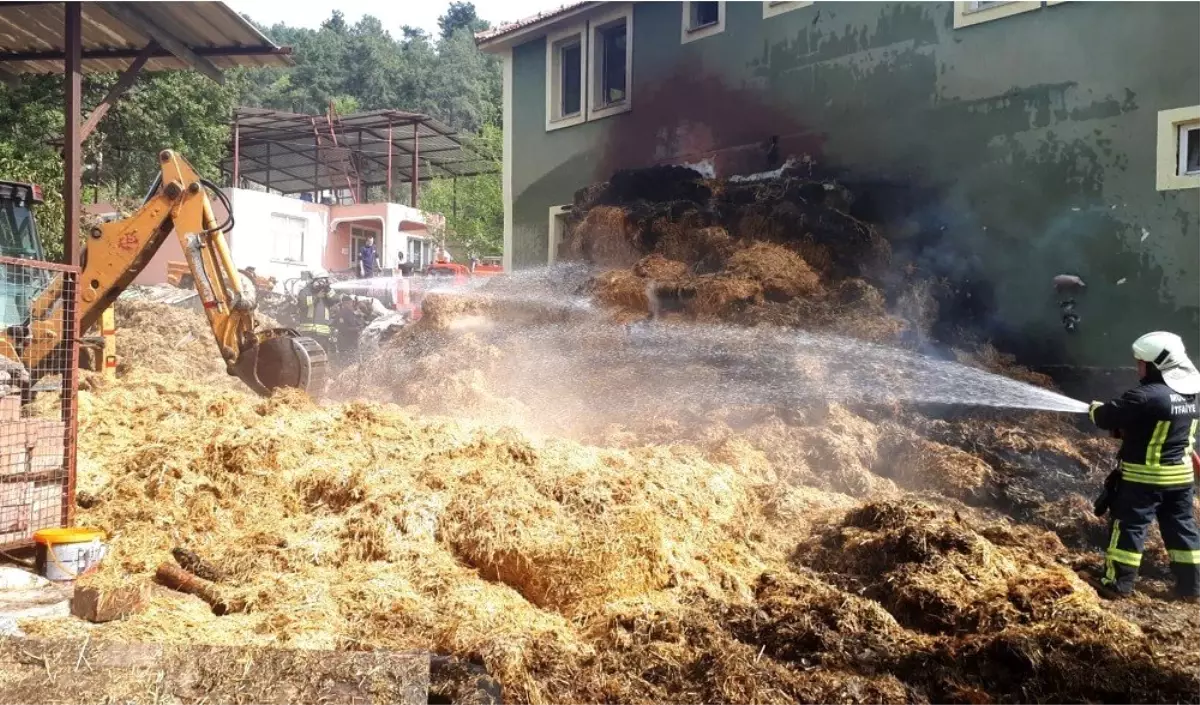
[154,563,244,616]
[170,547,224,583]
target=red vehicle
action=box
[396,258,504,322]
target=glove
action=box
[1093,467,1121,517]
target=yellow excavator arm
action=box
[7,150,327,396]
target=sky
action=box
[228,0,564,39]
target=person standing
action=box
[359,236,379,279]
[1089,331,1200,601]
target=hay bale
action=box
[631,254,689,282]
[655,225,735,271]
[571,206,641,267]
[687,276,762,318]
[590,269,651,316]
[725,242,822,301]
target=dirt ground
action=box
[9,165,1200,704]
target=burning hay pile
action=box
[20,163,1198,703]
[22,362,1197,704]
[10,295,1193,703]
[563,166,909,343]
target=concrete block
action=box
[25,420,64,474]
[70,583,149,623]
[0,481,30,538]
[28,481,64,531]
[0,397,20,422]
[0,422,27,478]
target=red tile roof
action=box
[475,2,595,46]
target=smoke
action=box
[337,264,1085,445]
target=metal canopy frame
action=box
[224,108,498,207]
[0,1,293,265]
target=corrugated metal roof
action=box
[475,2,596,47]
[0,2,291,75]
[223,108,498,195]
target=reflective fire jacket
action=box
[1090,381,1199,487]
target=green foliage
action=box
[239,4,500,133]
[0,76,70,260]
[0,1,503,263]
[438,2,490,40]
[419,122,502,256]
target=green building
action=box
[477,1,1199,374]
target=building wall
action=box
[227,189,328,288]
[504,1,1200,369]
[86,200,225,288]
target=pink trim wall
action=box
[82,200,229,287]
[324,203,388,272]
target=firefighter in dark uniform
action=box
[1089,331,1200,601]
[296,277,337,355]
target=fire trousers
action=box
[1102,481,1200,597]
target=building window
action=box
[407,238,431,269]
[548,205,572,264]
[270,213,305,262]
[349,225,378,266]
[546,24,587,131]
[681,1,725,44]
[588,4,633,121]
[1157,107,1200,191]
[952,1,1041,28]
[763,1,812,18]
[1179,123,1200,176]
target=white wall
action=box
[227,189,328,287]
[386,203,436,270]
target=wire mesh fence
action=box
[0,256,79,550]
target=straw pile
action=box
[14,288,1194,704]
[19,163,1198,703]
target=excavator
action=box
[0,150,327,397]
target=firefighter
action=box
[1089,331,1200,601]
[296,277,337,355]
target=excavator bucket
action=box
[232,329,328,396]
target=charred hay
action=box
[30,187,1193,705]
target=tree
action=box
[419,121,502,256]
[437,2,488,41]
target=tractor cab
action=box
[0,181,51,328]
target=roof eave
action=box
[475,2,600,53]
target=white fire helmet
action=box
[1132,331,1200,395]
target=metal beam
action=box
[79,42,155,142]
[0,45,290,64]
[95,2,224,83]
[63,2,81,267]
[232,116,240,187]
[410,123,419,207]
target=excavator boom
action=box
[6,150,327,396]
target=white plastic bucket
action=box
[33,527,107,582]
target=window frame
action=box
[1178,123,1200,177]
[545,23,588,131]
[270,212,306,263]
[952,1,1041,28]
[587,3,633,122]
[763,1,812,19]
[1157,106,1200,191]
[547,205,572,265]
[681,1,725,44]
